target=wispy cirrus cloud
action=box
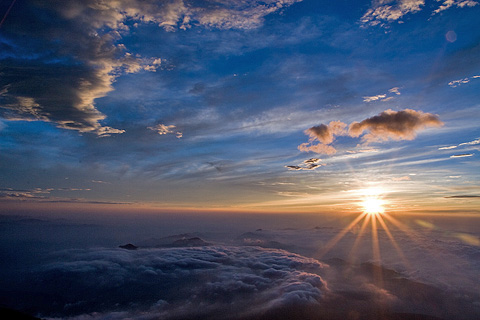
[433,0,479,15]
[361,0,478,26]
[361,0,425,26]
[363,87,401,103]
[448,75,480,87]
[438,138,480,150]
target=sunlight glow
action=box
[360,187,386,215]
[362,197,385,214]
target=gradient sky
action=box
[1,0,479,215]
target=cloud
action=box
[438,145,458,150]
[448,75,480,87]
[433,0,479,15]
[297,109,443,155]
[363,94,387,102]
[0,0,301,136]
[361,0,425,26]
[362,0,478,26]
[389,87,401,95]
[23,246,327,319]
[285,159,323,170]
[148,124,183,138]
[348,109,443,143]
[444,195,480,198]
[459,138,480,146]
[297,121,347,155]
[438,138,479,151]
[392,175,411,181]
[450,153,474,158]
[363,87,401,102]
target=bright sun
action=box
[362,197,385,215]
[359,187,387,215]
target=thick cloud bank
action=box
[19,246,327,319]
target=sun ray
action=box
[317,212,367,258]
[376,214,411,269]
[348,213,371,263]
[370,213,384,286]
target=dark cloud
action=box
[450,153,474,158]
[348,109,443,143]
[444,195,480,198]
[286,158,323,171]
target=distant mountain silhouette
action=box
[171,237,210,247]
[133,234,211,248]
[119,243,138,250]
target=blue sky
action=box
[0,0,479,213]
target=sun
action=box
[362,197,385,215]
[358,187,387,215]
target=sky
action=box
[0,1,480,319]
[0,0,479,215]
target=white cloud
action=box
[459,138,480,146]
[364,87,401,102]
[148,124,183,138]
[363,94,387,102]
[361,0,425,26]
[433,0,479,14]
[448,77,471,87]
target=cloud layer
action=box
[23,246,327,319]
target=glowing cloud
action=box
[297,121,347,155]
[348,109,443,143]
[433,0,478,15]
[361,0,425,26]
[298,109,443,154]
